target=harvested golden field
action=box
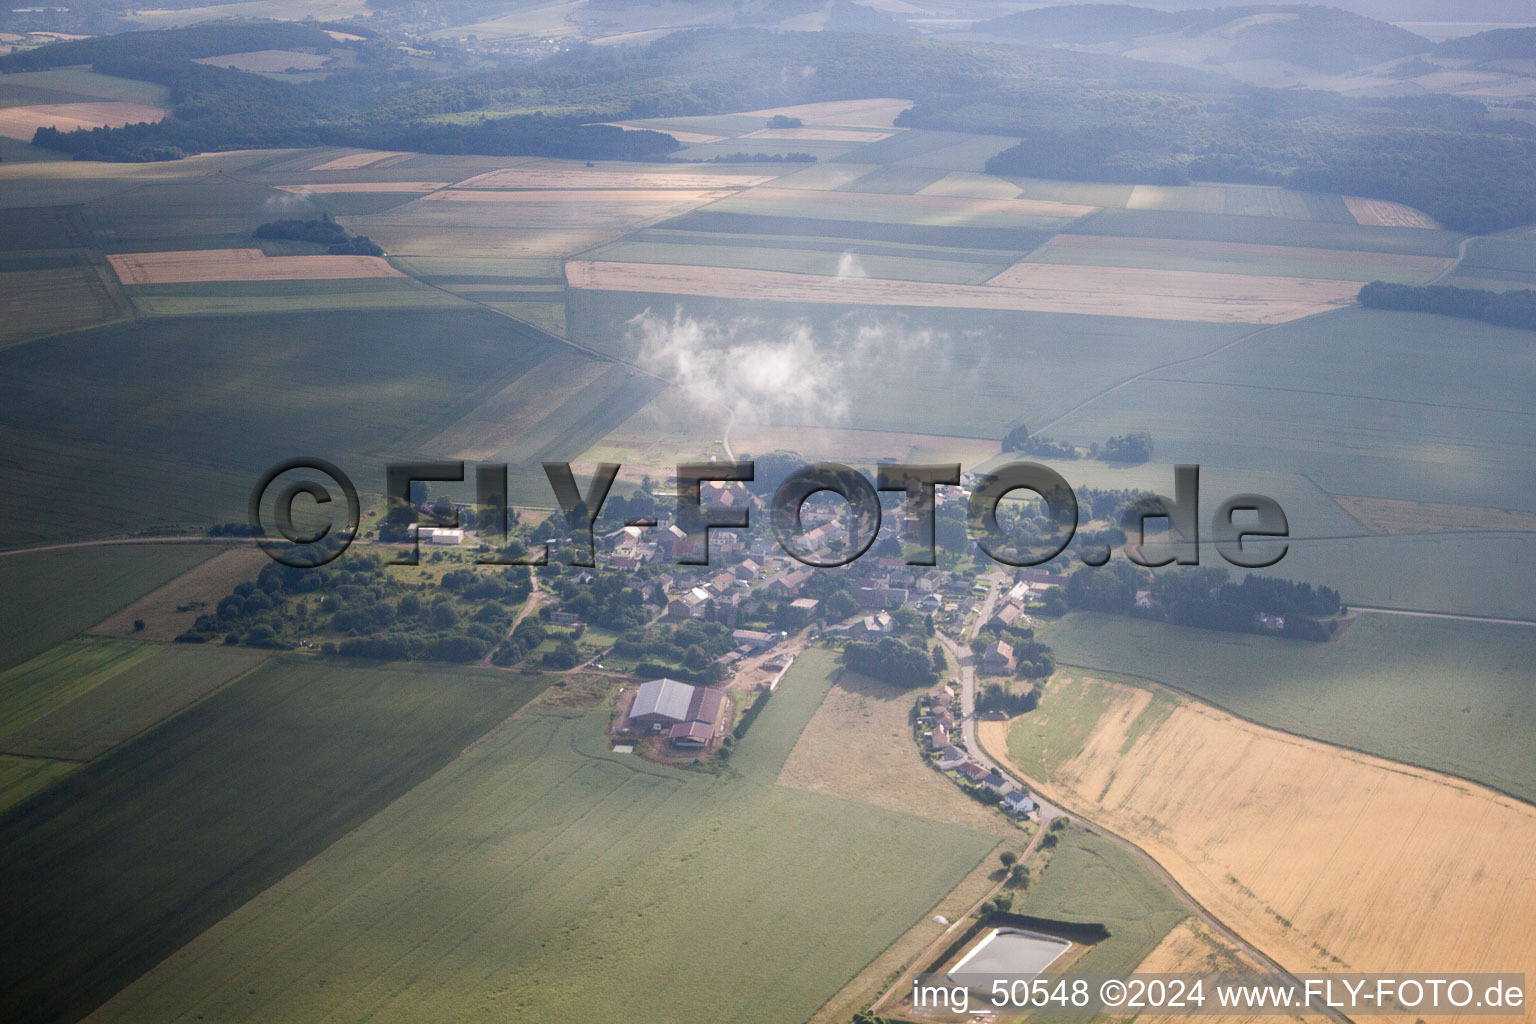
[90,547,271,642]
[275,181,448,193]
[735,97,914,128]
[980,676,1536,1024]
[778,671,1013,833]
[739,126,893,142]
[0,263,127,349]
[310,150,410,171]
[0,101,166,140]
[1344,196,1441,229]
[566,259,1360,324]
[1336,495,1536,535]
[989,262,1363,319]
[452,163,774,189]
[592,122,725,144]
[1136,920,1325,1024]
[106,249,403,284]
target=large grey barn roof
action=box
[631,677,695,724]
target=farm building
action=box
[627,677,727,749]
[406,525,463,545]
[629,677,695,727]
[731,628,780,653]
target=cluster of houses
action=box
[623,533,971,632]
[919,684,1036,818]
[979,571,1064,674]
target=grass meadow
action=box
[0,307,581,545]
[81,648,999,1024]
[0,657,553,1024]
[566,289,1250,440]
[1018,825,1188,980]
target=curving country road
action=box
[944,575,1350,1023]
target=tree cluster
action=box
[842,636,940,688]
[1358,282,1536,332]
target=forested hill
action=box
[1432,27,1536,61]
[11,24,1536,233]
[0,21,342,70]
[974,5,1430,74]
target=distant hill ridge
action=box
[1431,26,1536,61]
[975,4,1432,74]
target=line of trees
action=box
[1358,281,1536,331]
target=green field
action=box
[80,647,999,1024]
[1042,611,1536,803]
[0,68,171,107]
[567,289,1251,439]
[1018,825,1188,980]
[0,657,553,1024]
[123,276,467,316]
[584,237,1005,284]
[78,172,325,251]
[0,637,161,736]
[1020,234,1450,283]
[0,754,76,815]
[0,307,585,545]
[0,643,268,760]
[659,208,1058,251]
[0,545,220,669]
[705,188,1086,231]
[834,164,952,195]
[1066,208,1463,256]
[1044,305,1536,518]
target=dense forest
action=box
[1358,281,1536,331]
[9,24,1536,231]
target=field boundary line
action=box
[1030,307,1342,435]
[1050,657,1536,810]
[1141,374,1536,419]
